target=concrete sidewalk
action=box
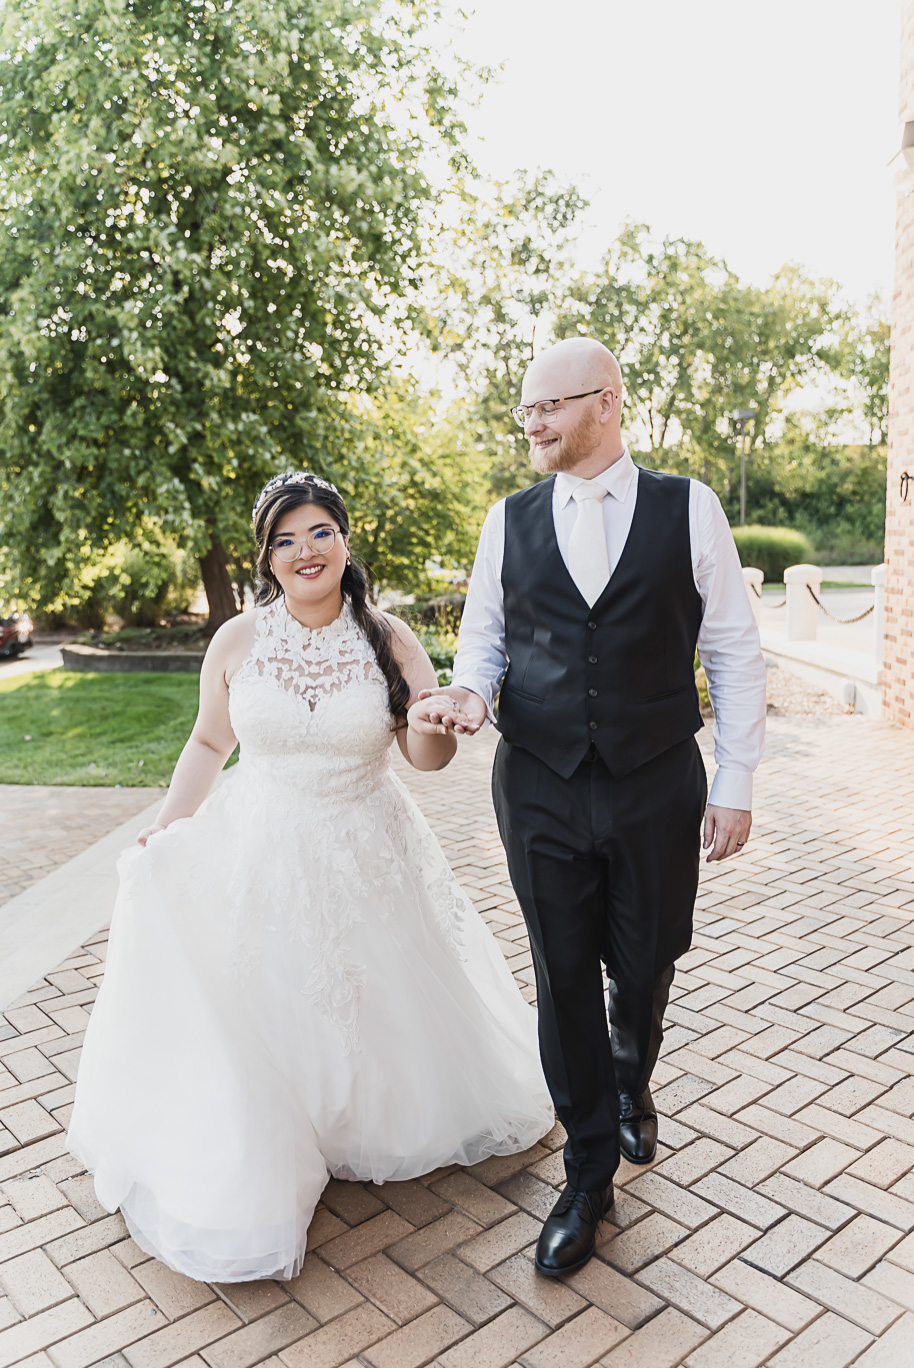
[0,718,912,1365]
[0,641,65,683]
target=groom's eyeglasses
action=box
[510,388,610,429]
[270,528,339,561]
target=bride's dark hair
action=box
[252,475,411,724]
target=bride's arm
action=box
[137,616,252,844]
[384,614,466,771]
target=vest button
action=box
[588,655,597,664]
[587,621,597,630]
[589,720,598,730]
[588,688,598,697]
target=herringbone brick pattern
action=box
[0,715,913,1366]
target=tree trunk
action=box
[199,539,240,633]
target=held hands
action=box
[408,694,474,737]
[703,805,751,862]
[415,686,487,736]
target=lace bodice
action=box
[228,598,394,798]
[133,596,471,1056]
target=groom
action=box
[425,336,767,1276]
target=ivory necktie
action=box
[567,481,610,607]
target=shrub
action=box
[730,525,815,583]
[390,594,466,635]
[745,441,887,552]
[389,609,459,684]
[812,534,885,567]
[109,543,200,626]
[411,624,458,686]
[38,539,200,630]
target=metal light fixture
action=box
[889,122,914,192]
[734,409,755,527]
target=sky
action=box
[440,0,901,312]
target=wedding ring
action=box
[736,840,745,846]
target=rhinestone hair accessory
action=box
[252,471,339,522]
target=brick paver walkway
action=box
[0,788,154,910]
[0,716,913,1366]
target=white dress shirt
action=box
[451,451,767,810]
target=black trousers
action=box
[492,735,708,1189]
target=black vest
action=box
[497,468,704,779]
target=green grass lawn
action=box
[762,580,872,591]
[0,669,233,786]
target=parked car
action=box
[0,609,33,657]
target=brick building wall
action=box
[885,0,914,725]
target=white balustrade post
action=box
[784,563,822,641]
[872,563,886,665]
[741,567,764,626]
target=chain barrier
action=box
[806,584,874,624]
[750,583,786,608]
[751,580,874,621]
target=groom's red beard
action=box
[529,407,602,474]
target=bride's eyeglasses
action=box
[269,528,338,562]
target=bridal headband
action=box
[252,471,339,521]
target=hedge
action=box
[730,525,815,583]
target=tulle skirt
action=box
[67,766,553,1283]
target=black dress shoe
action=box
[619,1089,658,1164]
[534,1182,614,1277]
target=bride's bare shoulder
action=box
[381,611,424,667]
[380,610,413,640]
[207,610,258,650]
[204,611,259,684]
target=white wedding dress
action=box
[67,599,553,1283]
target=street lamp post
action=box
[735,409,755,527]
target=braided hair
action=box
[252,473,411,725]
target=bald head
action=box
[519,336,625,478]
[522,337,622,404]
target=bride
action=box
[67,471,553,1285]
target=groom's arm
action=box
[422,500,508,735]
[692,483,768,861]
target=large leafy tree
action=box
[431,172,588,496]
[557,225,728,455]
[555,226,844,513]
[0,0,466,626]
[332,382,488,596]
[434,201,882,549]
[830,295,890,448]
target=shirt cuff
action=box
[450,675,498,726]
[708,768,753,811]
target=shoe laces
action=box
[555,1187,605,1227]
